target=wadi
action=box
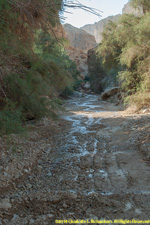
[0,0,150,224]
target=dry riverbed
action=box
[0,94,150,224]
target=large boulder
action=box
[101,87,119,100]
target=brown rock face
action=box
[63,24,97,51]
[66,46,88,77]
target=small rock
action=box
[11,214,20,221]
[69,192,78,199]
[93,155,103,169]
[47,214,54,218]
[73,91,83,98]
[47,172,52,177]
[67,212,74,216]
[63,203,68,208]
[30,219,35,224]
[84,82,90,90]
[15,173,20,179]
[143,108,150,114]
[135,209,142,214]
[26,183,32,189]
[88,215,98,220]
[24,169,29,173]
[0,198,12,210]
[123,202,132,212]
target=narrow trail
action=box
[1,94,150,224]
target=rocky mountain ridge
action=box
[63,24,97,51]
[122,2,143,16]
[81,15,120,43]
[81,2,143,43]
[63,1,143,79]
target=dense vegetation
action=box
[0,0,80,135]
[96,0,150,109]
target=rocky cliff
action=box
[66,46,88,77]
[81,15,121,43]
[122,2,143,16]
[63,24,97,51]
[81,2,143,43]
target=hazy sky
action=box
[63,0,129,28]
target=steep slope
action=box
[122,2,143,16]
[81,15,121,43]
[63,24,97,51]
[66,46,88,77]
[81,2,143,43]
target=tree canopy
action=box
[97,0,150,109]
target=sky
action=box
[62,0,129,28]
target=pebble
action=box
[135,209,142,214]
[47,214,54,218]
[67,212,74,216]
[69,192,78,199]
[15,173,20,179]
[47,172,52,177]
[12,214,20,221]
[26,183,32,189]
[63,203,68,208]
[30,219,35,224]
[0,198,12,209]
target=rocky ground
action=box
[0,93,150,224]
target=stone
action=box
[29,219,35,224]
[69,192,78,200]
[15,173,20,179]
[11,214,20,221]
[0,198,12,210]
[63,203,68,208]
[67,212,75,216]
[80,156,93,169]
[47,214,54,218]
[143,108,150,114]
[84,82,90,90]
[101,87,119,100]
[135,209,142,214]
[88,215,98,220]
[93,155,103,169]
[73,91,83,98]
[26,183,32,189]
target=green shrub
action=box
[0,102,25,135]
[96,2,150,108]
